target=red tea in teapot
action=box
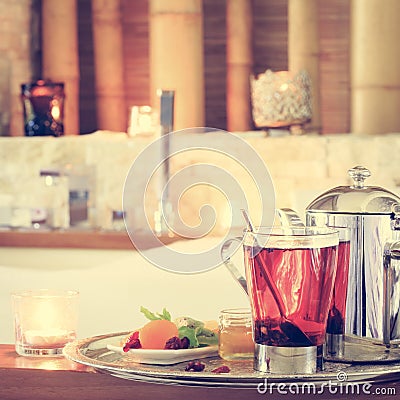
[245,244,338,347]
[326,240,350,335]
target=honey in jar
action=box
[218,308,254,360]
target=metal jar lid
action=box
[306,166,400,214]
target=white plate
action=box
[107,343,218,365]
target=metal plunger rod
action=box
[159,90,175,203]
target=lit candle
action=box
[12,289,79,357]
[24,329,76,347]
[128,106,139,136]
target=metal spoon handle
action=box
[241,209,286,317]
[254,252,287,317]
[241,209,255,232]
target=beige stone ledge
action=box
[0,131,399,233]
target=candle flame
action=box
[280,83,289,91]
[51,104,61,120]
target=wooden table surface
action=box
[1,344,399,400]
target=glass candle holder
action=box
[11,289,79,357]
[21,80,65,137]
[250,69,312,129]
[218,308,254,360]
[127,105,158,137]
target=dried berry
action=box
[185,361,205,372]
[180,336,190,349]
[211,365,230,373]
[123,331,142,352]
[164,336,182,350]
[164,336,191,349]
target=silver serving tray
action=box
[325,335,400,364]
[63,332,400,388]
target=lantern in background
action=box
[21,80,65,137]
[251,69,312,134]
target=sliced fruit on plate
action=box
[122,306,219,352]
[139,319,179,349]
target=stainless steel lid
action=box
[306,166,400,214]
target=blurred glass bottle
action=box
[21,80,65,137]
[39,169,70,229]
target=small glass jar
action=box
[218,308,254,361]
[112,210,126,231]
[40,169,70,229]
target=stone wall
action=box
[0,132,399,232]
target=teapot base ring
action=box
[254,343,322,374]
[325,333,344,358]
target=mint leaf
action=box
[178,326,199,348]
[162,308,171,321]
[141,306,172,321]
[140,306,161,321]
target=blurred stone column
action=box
[288,0,321,133]
[0,49,11,136]
[42,0,80,135]
[226,0,253,132]
[6,0,32,136]
[92,0,126,132]
[149,0,205,130]
[351,0,400,134]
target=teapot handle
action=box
[221,237,248,295]
[383,240,400,346]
